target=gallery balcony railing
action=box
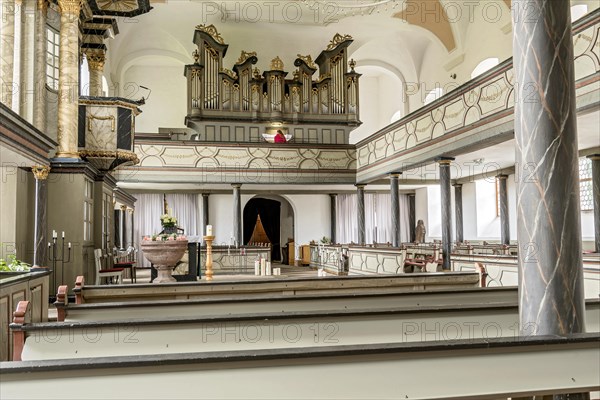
[356,8,600,182]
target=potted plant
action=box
[0,255,31,275]
[160,213,178,234]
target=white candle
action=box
[68,242,71,249]
[52,230,57,238]
[254,260,260,276]
[61,231,65,238]
[206,225,213,236]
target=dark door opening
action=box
[243,198,281,261]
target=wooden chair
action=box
[94,249,123,285]
[112,247,137,283]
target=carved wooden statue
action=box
[415,220,426,243]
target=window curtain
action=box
[364,193,377,244]
[335,192,411,245]
[336,194,357,244]
[398,194,411,243]
[374,193,392,243]
[165,193,201,239]
[133,193,163,268]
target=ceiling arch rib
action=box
[393,0,456,53]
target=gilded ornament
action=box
[31,165,50,180]
[57,0,81,15]
[220,68,237,80]
[270,56,284,71]
[237,51,257,65]
[326,33,353,51]
[296,54,316,69]
[85,51,106,71]
[195,24,225,44]
[192,49,200,64]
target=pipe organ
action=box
[184,25,361,144]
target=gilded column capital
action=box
[31,165,50,180]
[57,0,81,15]
[85,50,106,72]
[37,0,48,14]
[120,205,127,211]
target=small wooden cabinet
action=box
[301,245,311,266]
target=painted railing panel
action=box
[356,11,600,181]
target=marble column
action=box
[33,0,47,131]
[1,0,16,108]
[19,0,35,122]
[514,0,586,340]
[329,194,337,244]
[408,194,416,242]
[589,155,600,253]
[356,184,366,245]
[390,173,401,247]
[453,183,463,243]
[438,158,454,270]
[85,49,105,97]
[232,184,242,245]
[31,165,49,267]
[202,193,210,236]
[497,175,510,245]
[55,0,80,159]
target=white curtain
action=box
[165,193,201,238]
[398,194,410,243]
[335,192,411,245]
[133,193,163,268]
[336,194,357,244]
[374,193,392,243]
[364,193,377,244]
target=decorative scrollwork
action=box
[270,56,284,71]
[237,50,257,65]
[296,54,316,69]
[195,24,225,44]
[326,33,353,51]
[220,68,237,79]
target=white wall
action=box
[285,194,330,245]
[462,182,478,240]
[123,65,187,133]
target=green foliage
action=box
[0,255,31,272]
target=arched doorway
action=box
[243,195,295,262]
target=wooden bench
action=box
[2,334,599,399]
[54,284,519,322]
[72,271,484,304]
[11,298,600,361]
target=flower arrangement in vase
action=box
[160,213,178,234]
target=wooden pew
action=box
[452,254,600,297]
[2,334,599,399]
[55,284,518,322]
[72,271,484,304]
[11,298,600,361]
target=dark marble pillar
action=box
[390,173,401,247]
[329,194,337,244]
[31,166,49,267]
[453,183,464,243]
[202,193,210,237]
[514,0,586,341]
[232,184,242,245]
[438,158,454,270]
[589,155,600,253]
[497,175,510,246]
[356,184,366,245]
[119,205,127,250]
[408,194,416,243]
[129,209,134,248]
